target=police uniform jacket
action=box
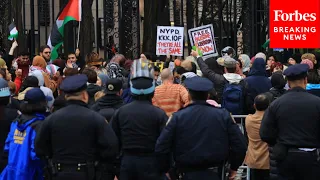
[155,101,247,171]
[35,100,119,162]
[260,87,320,148]
[110,100,168,154]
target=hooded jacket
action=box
[0,114,45,180]
[87,83,102,107]
[91,95,123,122]
[244,58,272,113]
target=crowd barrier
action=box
[232,115,250,180]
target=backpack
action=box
[222,83,244,115]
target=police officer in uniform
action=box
[110,59,168,180]
[35,74,119,180]
[155,76,247,180]
[260,64,320,180]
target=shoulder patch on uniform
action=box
[166,116,173,126]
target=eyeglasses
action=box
[44,52,51,54]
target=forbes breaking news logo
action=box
[269,0,320,48]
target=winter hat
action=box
[32,56,47,69]
[0,78,10,97]
[98,74,109,88]
[255,52,267,62]
[271,72,286,89]
[301,59,314,70]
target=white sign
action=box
[156,26,184,56]
[188,24,218,59]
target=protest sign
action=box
[188,24,218,59]
[156,26,184,56]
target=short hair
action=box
[18,51,29,57]
[154,66,160,72]
[189,90,208,101]
[64,68,79,77]
[82,68,97,83]
[68,52,76,56]
[40,45,50,53]
[254,94,270,111]
[226,67,236,73]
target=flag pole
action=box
[76,21,81,49]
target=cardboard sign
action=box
[156,26,184,56]
[188,24,218,59]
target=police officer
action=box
[35,74,119,180]
[110,59,168,180]
[155,76,247,180]
[260,64,320,180]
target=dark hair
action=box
[226,67,236,73]
[68,52,76,56]
[0,69,5,79]
[82,68,97,83]
[19,76,39,93]
[189,90,208,101]
[236,59,243,68]
[254,94,270,111]
[154,66,160,72]
[64,68,79,77]
[208,89,218,101]
[18,51,29,57]
[40,45,50,53]
[307,70,320,84]
[205,58,224,75]
[268,54,277,61]
[20,102,47,115]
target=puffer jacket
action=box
[269,146,279,180]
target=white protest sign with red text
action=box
[188,24,218,59]
[156,26,184,56]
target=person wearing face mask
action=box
[35,74,118,180]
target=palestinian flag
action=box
[262,39,270,49]
[47,0,82,60]
[8,22,18,41]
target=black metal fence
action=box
[0,0,272,60]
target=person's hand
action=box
[191,50,199,57]
[15,69,22,78]
[229,170,237,180]
[11,41,18,49]
[75,48,80,57]
[9,41,18,55]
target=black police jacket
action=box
[91,95,123,123]
[35,100,119,162]
[155,101,247,171]
[260,87,320,148]
[110,100,168,154]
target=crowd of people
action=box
[0,41,319,180]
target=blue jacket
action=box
[244,58,271,113]
[155,101,247,171]
[0,114,45,180]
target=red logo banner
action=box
[269,0,320,48]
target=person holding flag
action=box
[47,0,82,61]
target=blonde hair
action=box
[94,91,105,101]
[301,53,316,64]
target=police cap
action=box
[184,76,213,92]
[283,64,309,81]
[60,74,88,93]
[105,78,123,94]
